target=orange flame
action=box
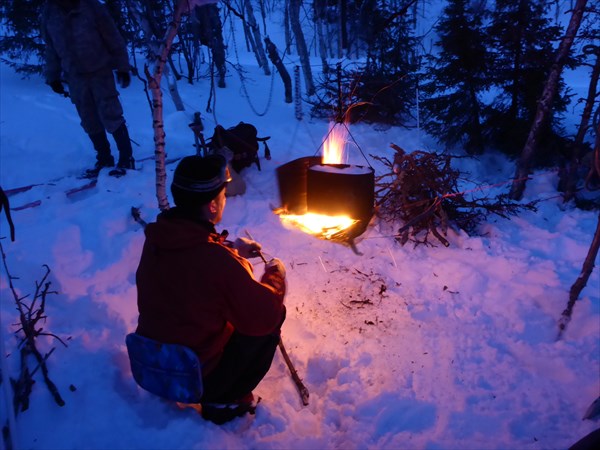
[322,122,348,165]
[278,212,358,240]
[276,122,360,240]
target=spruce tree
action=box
[485,0,573,161]
[0,0,131,76]
[311,0,418,125]
[420,0,491,154]
[0,0,47,76]
[354,0,417,124]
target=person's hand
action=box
[233,237,262,259]
[116,70,131,88]
[265,258,286,279]
[49,80,68,97]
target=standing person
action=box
[41,0,135,177]
[135,155,287,424]
[193,0,227,88]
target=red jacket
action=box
[135,209,286,375]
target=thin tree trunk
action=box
[240,5,252,52]
[244,0,271,75]
[265,37,292,103]
[295,65,303,120]
[147,0,188,211]
[467,82,484,155]
[339,0,348,53]
[174,27,195,83]
[562,45,600,202]
[164,64,185,111]
[509,0,588,200]
[289,0,315,96]
[284,0,292,54]
[258,0,267,35]
[314,0,330,74]
[557,209,600,339]
[508,0,527,122]
[337,0,343,58]
[125,0,185,110]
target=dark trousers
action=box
[201,331,280,403]
[195,3,226,77]
[68,69,125,135]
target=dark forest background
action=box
[1,0,599,203]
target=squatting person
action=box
[134,155,287,424]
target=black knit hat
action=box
[171,155,232,208]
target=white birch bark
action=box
[289,0,315,96]
[147,0,189,211]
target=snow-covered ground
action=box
[1,24,599,450]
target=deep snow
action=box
[1,16,599,450]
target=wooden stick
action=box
[243,230,309,405]
[278,339,309,406]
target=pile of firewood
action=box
[373,144,536,247]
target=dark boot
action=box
[86,131,115,177]
[217,72,226,88]
[110,123,135,177]
[113,123,135,168]
[201,393,259,425]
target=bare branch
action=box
[0,240,67,414]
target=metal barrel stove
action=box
[276,156,375,240]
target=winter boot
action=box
[200,393,260,425]
[109,123,135,177]
[86,131,115,177]
[217,70,226,88]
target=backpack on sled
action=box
[208,122,271,173]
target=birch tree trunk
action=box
[289,0,315,96]
[164,64,185,111]
[509,0,588,200]
[125,0,185,112]
[147,0,188,211]
[244,0,271,75]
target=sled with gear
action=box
[125,333,203,404]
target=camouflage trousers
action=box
[67,68,125,135]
